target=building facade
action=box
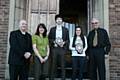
[0,0,120,80]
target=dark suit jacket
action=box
[87,28,111,55]
[48,26,69,50]
[8,30,33,65]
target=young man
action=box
[8,20,33,80]
[48,14,69,80]
[87,18,111,80]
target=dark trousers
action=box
[9,64,29,80]
[89,48,105,80]
[72,56,86,80]
[50,47,66,80]
[34,56,49,80]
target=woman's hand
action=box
[39,57,44,63]
[44,56,48,62]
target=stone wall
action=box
[0,0,9,79]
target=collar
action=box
[20,30,26,35]
[56,25,62,30]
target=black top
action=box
[48,26,69,50]
[87,28,111,54]
[8,30,33,65]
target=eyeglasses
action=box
[91,22,98,24]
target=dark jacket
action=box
[8,30,33,65]
[87,28,111,54]
[48,26,69,50]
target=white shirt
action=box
[56,25,62,39]
[69,36,88,56]
[20,30,26,35]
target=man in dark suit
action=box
[48,14,69,80]
[8,20,33,80]
[87,18,111,80]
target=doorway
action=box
[60,0,88,35]
[57,0,89,78]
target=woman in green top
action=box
[32,23,49,80]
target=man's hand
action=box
[24,52,31,59]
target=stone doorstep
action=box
[28,77,90,80]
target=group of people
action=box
[8,14,111,80]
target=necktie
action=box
[93,30,98,46]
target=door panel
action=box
[28,0,59,34]
[50,0,57,11]
[31,0,38,10]
[40,0,48,11]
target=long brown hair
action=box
[35,23,47,38]
[72,26,85,48]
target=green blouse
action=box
[32,35,48,57]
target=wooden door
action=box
[27,0,59,34]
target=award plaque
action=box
[55,37,63,46]
[75,43,83,54]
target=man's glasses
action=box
[91,22,98,24]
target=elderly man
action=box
[87,18,111,80]
[8,20,33,80]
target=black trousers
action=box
[34,56,49,80]
[72,56,86,80]
[89,48,106,80]
[50,47,66,80]
[9,64,29,80]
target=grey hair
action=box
[19,20,27,27]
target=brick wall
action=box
[0,0,9,79]
[109,0,120,80]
